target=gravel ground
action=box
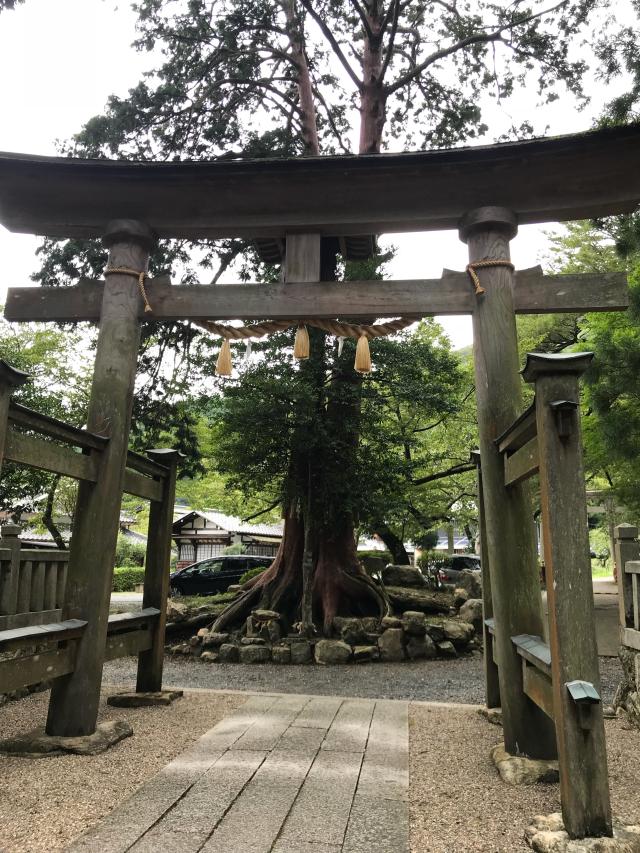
[104,651,623,704]
[409,705,640,853]
[0,687,243,853]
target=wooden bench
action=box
[105,607,161,662]
[511,633,554,719]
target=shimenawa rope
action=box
[104,267,153,313]
[465,259,514,296]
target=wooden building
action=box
[172,510,283,568]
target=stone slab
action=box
[200,749,316,853]
[0,720,132,757]
[293,696,342,729]
[278,750,364,846]
[276,724,327,755]
[106,690,183,707]
[343,793,410,853]
[231,694,309,751]
[272,844,341,853]
[321,699,375,753]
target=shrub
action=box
[239,565,267,585]
[112,566,146,592]
[357,549,393,565]
[115,533,146,567]
[417,551,453,572]
[223,542,246,555]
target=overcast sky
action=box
[0,0,632,348]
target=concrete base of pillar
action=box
[491,745,559,785]
[0,720,133,757]
[526,813,640,852]
[106,689,183,708]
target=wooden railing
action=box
[613,525,640,652]
[0,359,180,709]
[0,525,69,630]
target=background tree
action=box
[35,0,603,632]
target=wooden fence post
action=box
[136,449,181,693]
[460,207,556,759]
[46,219,155,737]
[471,450,500,709]
[613,524,639,631]
[524,351,612,839]
[0,360,28,476]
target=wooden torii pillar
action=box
[460,207,556,759]
[47,220,154,737]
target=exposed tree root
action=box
[211,508,389,636]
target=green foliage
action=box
[114,534,146,567]
[417,551,453,572]
[112,566,146,592]
[223,542,246,555]
[239,565,267,585]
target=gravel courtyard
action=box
[104,650,624,705]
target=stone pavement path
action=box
[66,694,409,853]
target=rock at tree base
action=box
[459,599,483,633]
[381,564,427,588]
[0,720,133,757]
[241,636,266,645]
[107,690,183,708]
[453,587,469,608]
[406,635,436,660]
[218,643,239,663]
[457,570,482,599]
[340,618,369,646]
[525,813,640,852]
[315,639,352,665]
[378,628,405,662]
[402,610,427,636]
[386,586,451,615]
[381,616,402,630]
[200,650,219,662]
[492,745,559,785]
[436,640,457,657]
[353,645,379,663]
[272,645,291,664]
[478,707,503,726]
[239,644,271,664]
[166,600,188,622]
[441,618,475,648]
[202,632,230,649]
[289,640,312,664]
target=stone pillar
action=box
[459,207,556,758]
[524,352,612,838]
[47,220,155,736]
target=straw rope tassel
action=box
[354,334,372,373]
[293,324,310,359]
[216,338,233,376]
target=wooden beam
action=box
[504,437,539,487]
[123,469,163,502]
[4,269,629,323]
[4,431,98,482]
[1,125,639,239]
[104,627,153,661]
[523,663,555,720]
[622,627,640,651]
[9,402,108,451]
[0,644,77,693]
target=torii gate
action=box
[1,124,639,840]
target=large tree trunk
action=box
[212,6,394,639]
[375,523,410,565]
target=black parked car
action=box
[169,554,272,596]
